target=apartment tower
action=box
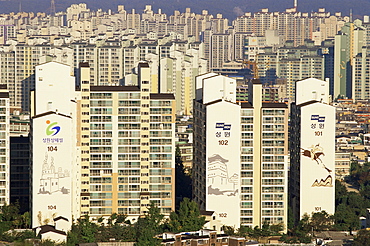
[0,85,9,207]
[193,73,288,230]
[78,62,176,218]
[290,78,335,223]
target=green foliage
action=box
[353,229,370,246]
[279,213,312,244]
[247,226,265,240]
[226,223,283,240]
[0,230,37,242]
[1,202,20,222]
[310,211,333,232]
[39,239,66,246]
[334,172,370,231]
[65,201,201,245]
[236,226,252,237]
[165,198,205,233]
[12,239,65,246]
[269,223,284,235]
[347,161,370,200]
[0,203,33,242]
[93,213,136,242]
[67,215,98,245]
[135,202,164,246]
[222,225,236,236]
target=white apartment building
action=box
[193,73,288,230]
[0,85,9,207]
[290,78,335,223]
[31,62,79,230]
[31,61,176,226]
[0,44,73,111]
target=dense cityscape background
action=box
[0,1,370,245]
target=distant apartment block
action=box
[256,40,324,101]
[0,38,206,115]
[335,152,351,180]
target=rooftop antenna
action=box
[19,0,22,12]
[350,9,353,22]
[294,0,297,11]
[50,0,56,16]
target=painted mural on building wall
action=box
[206,102,241,227]
[32,115,73,228]
[207,154,239,196]
[301,143,333,187]
[39,153,70,195]
[300,104,335,216]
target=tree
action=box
[247,226,264,241]
[222,225,236,236]
[334,178,370,231]
[94,213,135,242]
[165,198,205,232]
[280,214,312,244]
[0,203,20,222]
[135,202,163,246]
[18,211,30,228]
[236,226,252,237]
[67,215,98,245]
[0,203,21,234]
[353,229,370,246]
[270,223,284,235]
[310,211,333,232]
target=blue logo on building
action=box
[215,122,231,130]
[311,115,325,123]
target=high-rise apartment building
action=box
[256,40,324,101]
[0,45,73,111]
[193,73,288,230]
[290,78,335,223]
[0,38,204,115]
[209,34,232,70]
[233,8,348,47]
[334,21,364,99]
[31,61,79,229]
[31,61,176,227]
[78,62,176,218]
[0,85,9,207]
[352,47,370,100]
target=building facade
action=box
[31,62,78,229]
[290,78,335,223]
[193,73,288,230]
[10,135,30,213]
[0,85,9,207]
[31,61,176,228]
[78,62,176,218]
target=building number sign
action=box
[215,122,231,145]
[311,115,325,137]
